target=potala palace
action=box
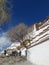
[26,18,49,65]
[2,17,49,65]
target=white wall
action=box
[27,40,49,65]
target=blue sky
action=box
[0,0,49,52]
[1,0,49,32]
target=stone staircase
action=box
[0,56,35,65]
[27,23,49,49]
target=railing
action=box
[28,34,49,49]
[39,20,49,29]
[27,25,49,49]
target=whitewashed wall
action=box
[27,40,49,65]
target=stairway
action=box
[0,56,35,65]
[27,24,49,49]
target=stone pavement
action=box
[0,56,35,65]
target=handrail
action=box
[20,27,49,49]
[30,34,48,44]
[28,37,49,49]
[39,21,49,29]
[30,26,49,41]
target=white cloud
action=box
[0,33,12,52]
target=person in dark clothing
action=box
[4,50,7,55]
[19,50,21,56]
[12,51,16,56]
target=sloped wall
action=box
[27,40,49,65]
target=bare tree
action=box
[6,23,32,49]
[6,23,28,43]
